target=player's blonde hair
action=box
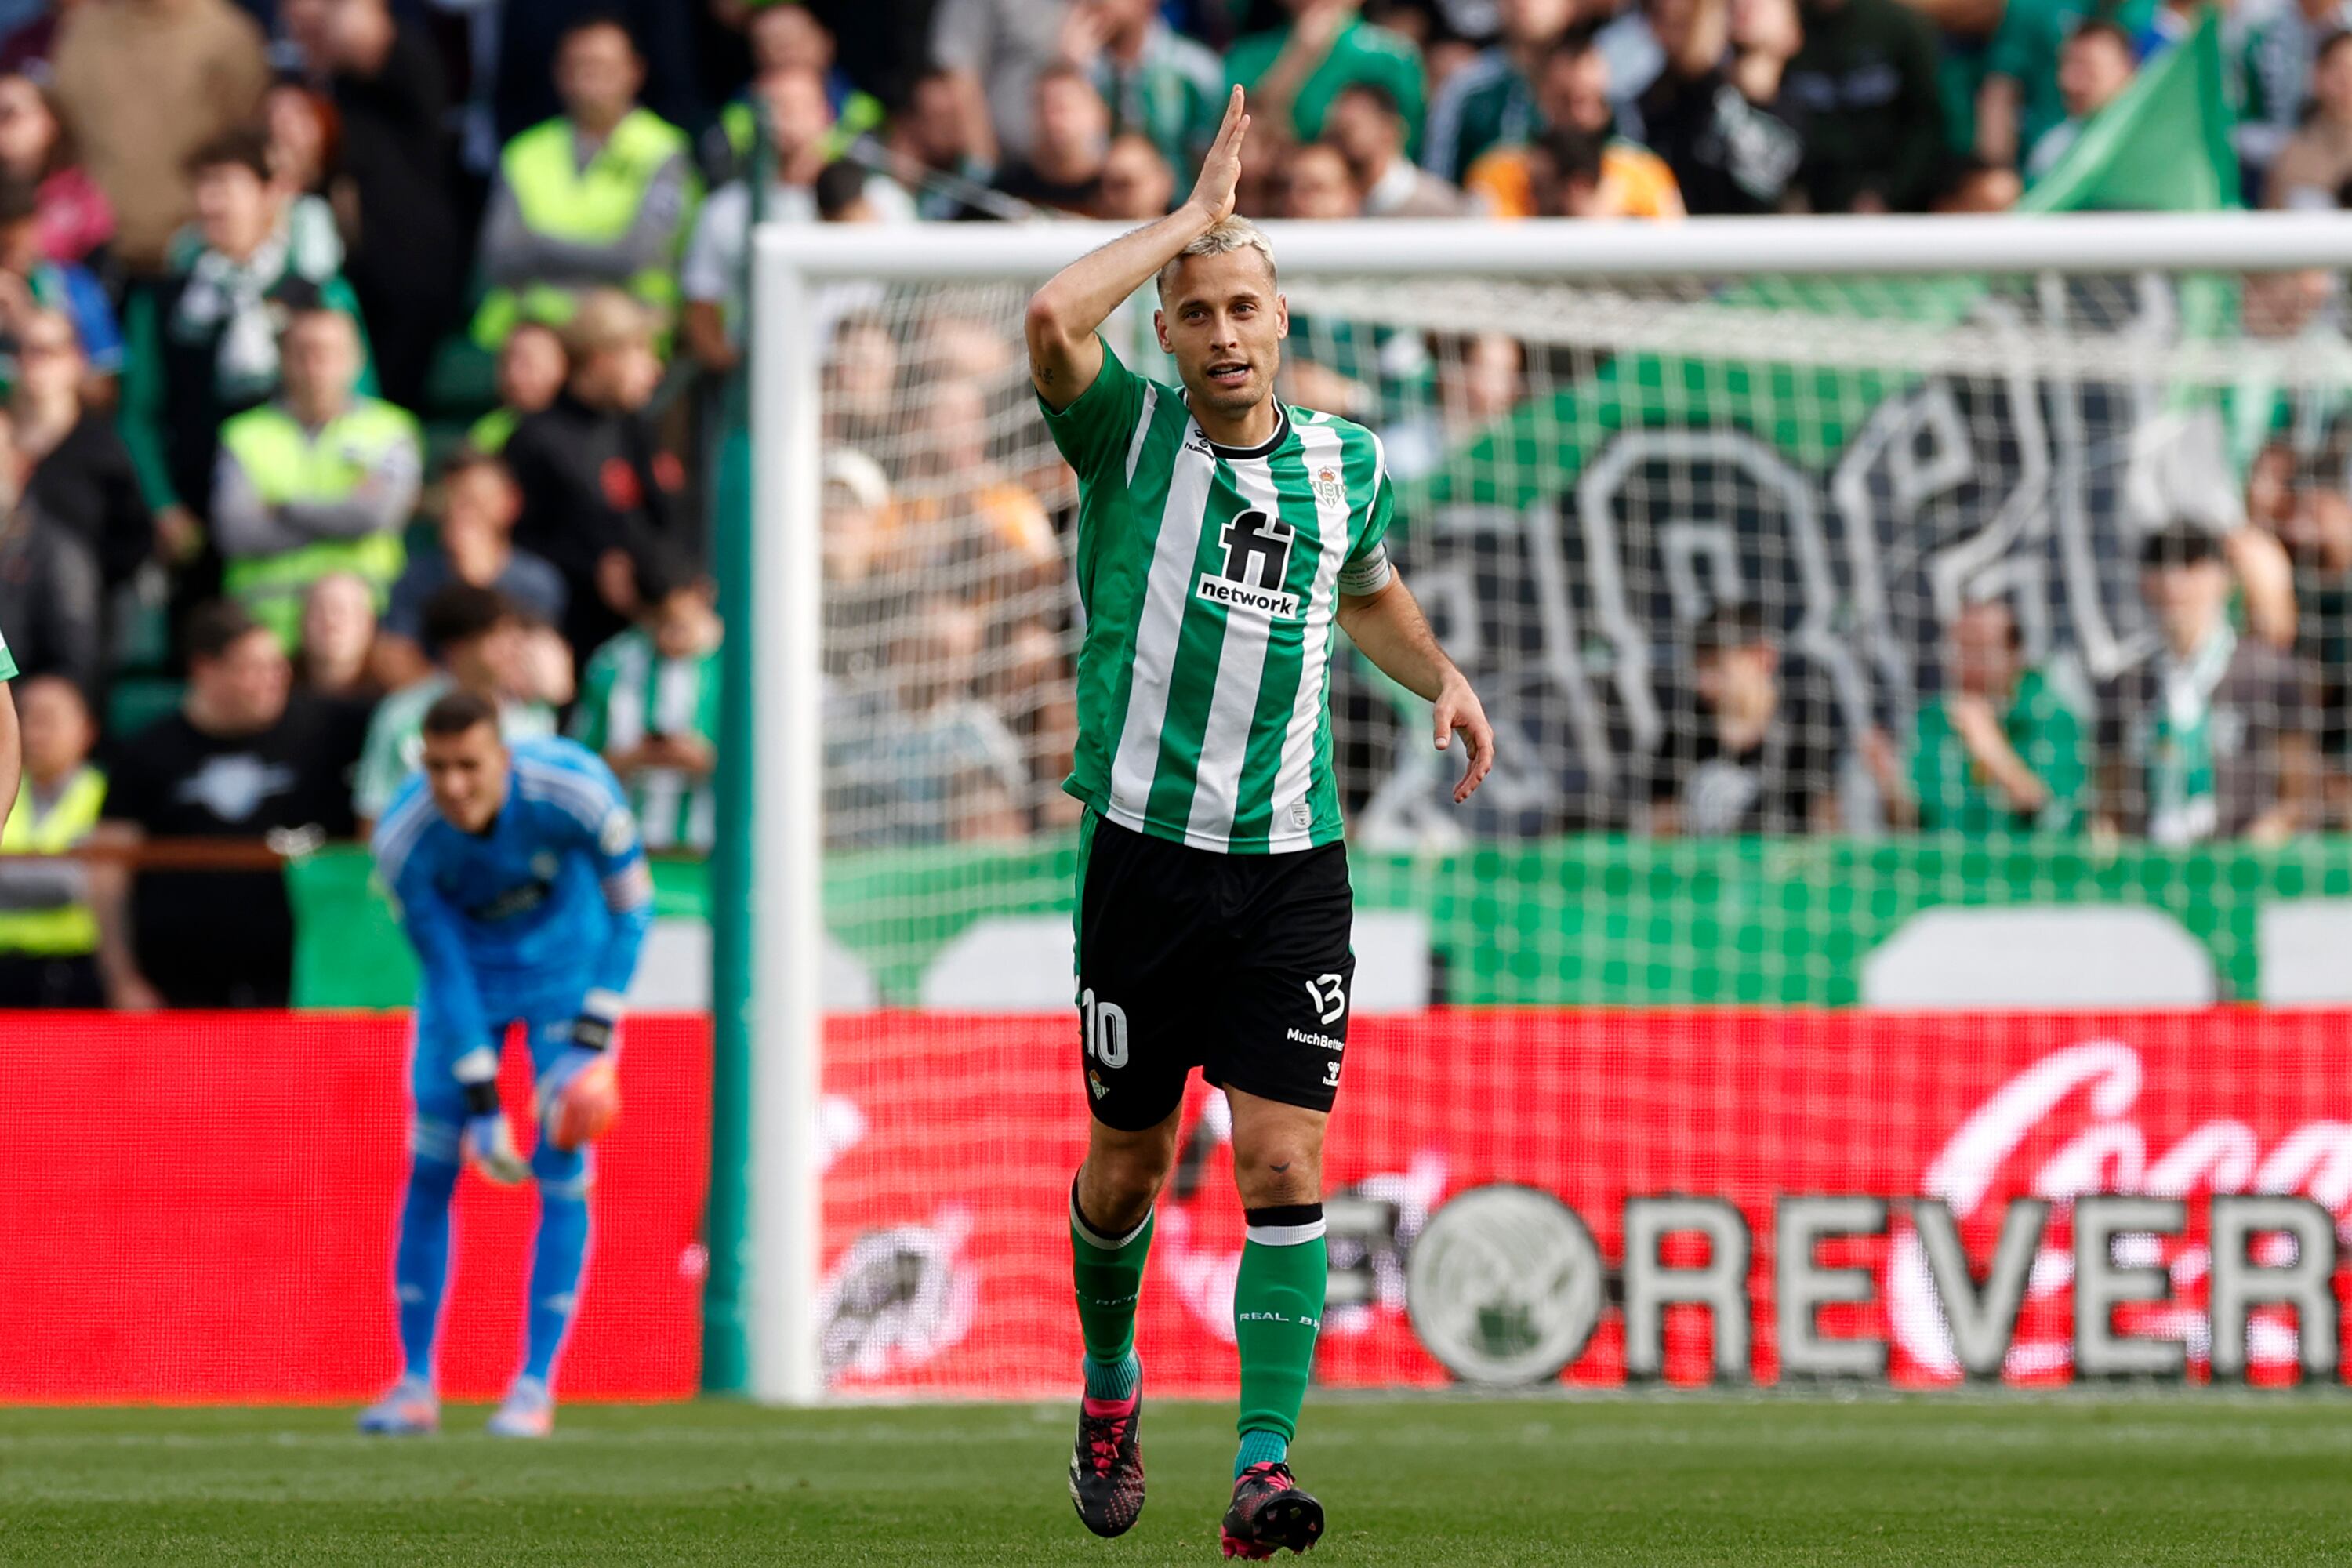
[1156,217,1279,303]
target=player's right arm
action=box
[376,813,525,1182]
[1025,85,1251,412]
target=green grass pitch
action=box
[2,1396,2350,1565]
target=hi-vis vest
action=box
[219,399,417,648]
[473,109,695,347]
[0,767,105,956]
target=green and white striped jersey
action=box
[572,627,721,851]
[1041,339,1395,855]
[0,619,13,681]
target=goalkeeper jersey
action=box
[1041,339,1394,855]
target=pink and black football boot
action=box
[1067,1388,1145,1537]
[1220,1461,1323,1559]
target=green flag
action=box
[2022,8,2239,214]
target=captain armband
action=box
[1337,543,1392,597]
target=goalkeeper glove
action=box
[452,1044,528,1185]
[463,1110,529,1186]
[537,989,623,1150]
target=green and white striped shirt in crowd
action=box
[572,627,721,851]
[1040,338,1394,855]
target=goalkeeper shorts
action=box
[1073,810,1356,1131]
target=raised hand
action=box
[1187,85,1251,226]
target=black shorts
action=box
[1073,811,1356,1131]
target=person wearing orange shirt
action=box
[1464,34,1684,220]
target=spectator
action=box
[1056,0,1225,180]
[118,129,363,557]
[1279,139,1362,217]
[825,593,1028,847]
[504,288,688,660]
[0,414,101,702]
[296,570,379,702]
[1386,330,1526,479]
[49,0,270,274]
[928,0,1070,166]
[492,0,703,151]
[1225,0,1427,154]
[2246,440,2352,826]
[1879,598,2084,833]
[2023,19,2136,183]
[1466,36,1685,218]
[888,64,1000,220]
[1327,81,1467,216]
[15,308,151,593]
[210,306,421,651]
[2097,521,2316,846]
[1639,0,1805,215]
[897,376,1059,612]
[1644,601,1844,835]
[282,0,463,408]
[717,2,884,176]
[473,13,700,349]
[1974,0,2153,172]
[0,673,105,1007]
[0,72,113,268]
[823,310,899,449]
[1422,0,1573,183]
[572,547,721,852]
[2239,0,2352,180]
[1096,131,1176,219]
[2267,28,2352,209]
[352,582,567,826]
[1782,0,1944,212]
[0,176,120,391]
[680,66,916,374]
[1523,124,1614,216]
[260,85,353,284]
[469,320,570,456]
[378,450,568,689]
[93,599,368,1009]
[992,64,1111,214]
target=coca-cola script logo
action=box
[1888,1040,2352,1381]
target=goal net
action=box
[761,220,2352,1401]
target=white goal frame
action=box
[744,211,2352,1404]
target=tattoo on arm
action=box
[1033,361,1055,385]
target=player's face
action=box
[423,722,511,833]
[1157,249,1287,423]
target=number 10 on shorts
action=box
[1080,988,1129,1069]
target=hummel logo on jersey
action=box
[1198,508,1300,618]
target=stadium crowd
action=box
[0,0,2342,1010]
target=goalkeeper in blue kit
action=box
[358,691,653,1438]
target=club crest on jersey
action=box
[1312,465,1345,510]
[1197,507,1300,619]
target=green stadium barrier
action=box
[285,836,2352,1008]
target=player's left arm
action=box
[0,673,17,825]
[1338,574,1494,804]
[569,758,657,1051]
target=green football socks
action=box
[1233,1203,1327,1477]
[1070,1178,1152,1403]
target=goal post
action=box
[742,213,2352,1404]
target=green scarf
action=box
[2147,622,2233,846]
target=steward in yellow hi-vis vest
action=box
[0,674,107,1007]
[472,18,699,347]
[210,308,422,650]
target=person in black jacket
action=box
[13,308,151,593]
[502,288,689,663]
[0,403,100,706]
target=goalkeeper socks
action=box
[393,1152,459,1382]
[1070,1177,1153,1397]
[522,1165,591,1384]
[1233,1203,1327,1479]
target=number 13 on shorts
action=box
[1305,971,1347,1086]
